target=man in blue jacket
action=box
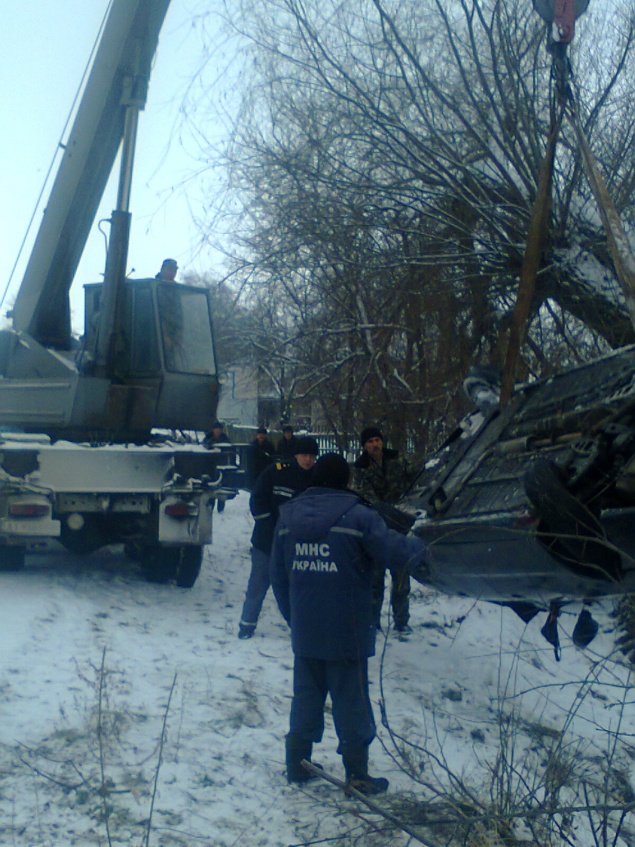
[270,453,429,794]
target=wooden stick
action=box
[301,760,438,846]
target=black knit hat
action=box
[313,453,350,489]
[294,436,319,456]
[360,426,383,446]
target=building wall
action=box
[217,365,259,427]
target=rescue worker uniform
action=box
[238,438,318,638]
[271,453,428,793]
[203,424,232,511]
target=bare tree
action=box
[190,0,635,447]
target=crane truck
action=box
[0,0,243,587]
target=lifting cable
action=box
[500,38,568,404]
[501,0,635,404]
[565,102,635,329]
[500,107,562,405]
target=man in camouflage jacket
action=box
[352,426,419,633]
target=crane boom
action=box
[12,0,170,349]
[0,0,244,588]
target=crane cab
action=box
[81,278,220,435]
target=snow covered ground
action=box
[0,491,633,846]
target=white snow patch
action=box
[0,492,633,845]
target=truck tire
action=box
[176,546,203,589]
[60,515,107,555]
[0,546,26,572]
[124,541,144,563]
[144,546,179,584]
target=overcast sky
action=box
[1,0,221,332]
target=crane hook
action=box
[531,0,590,44]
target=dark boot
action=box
[342,746,389,795]
[285,734,318,784]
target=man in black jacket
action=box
[277,425,299,460]
[238,436,319,639]
[245,427,276,489]
[203,422,232,512]
[203,421,231,449]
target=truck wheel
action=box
[0,546,26,572]
[60,515,106,555]
[144,546,179,584]
[176,546,203,588]
[124,541,141,562]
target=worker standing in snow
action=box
[238,436,319,639]
[352,426,419,634]
[270,453,429,795]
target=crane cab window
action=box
[129,286,160,373]
[157,285,216,375]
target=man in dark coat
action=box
[238,436,319,639]
[203,422,232,511]
[352,426,419,634]
[155,257,178,281]
[271,453,428,794]
[277,425,300,460]
[203,420,231,449]
[245,427,276,489]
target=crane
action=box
[0,0,243,587]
